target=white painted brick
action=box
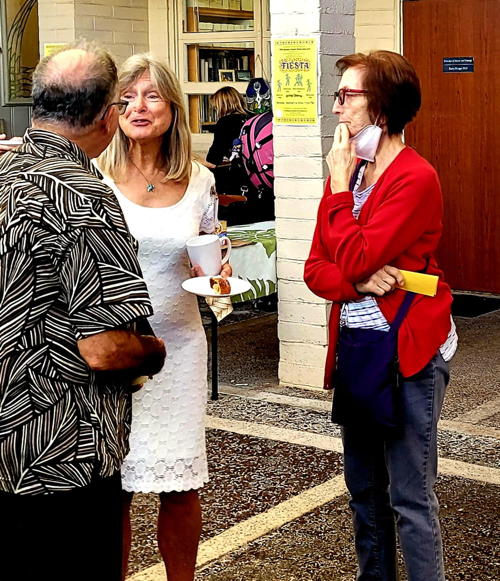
[75,4,113,17]
[278,239,313,261]
[280,341,326,364]
[274,157,324,179]
[85,30,114,42]
[320,32,355,55]
[324,1,355,16]
[271,13,320,34]
[279,321,328,344]
[356,10,394,26]
[274,177,325,199]
[278,300,328,326]
[271,0,320,13]
[113,31,149,44]
[320,13,354,35]
[113,6,148,20]
[276,219,315,241]
[355,24,394,39]
[273,125,323,138]
[278,280,325,304]
[356,37,396,52]
[54,30,76,41]
[356,0,394,9]
[94,19,132,32]
[44,16,77,30]
[132,20,148,32]
[110,44,135,61]
[279,361,326,389]
[74,17,95,31]
[275,197,320,220]
[277,259,305,281]
[46,3,74,18]
[273,136,323,158]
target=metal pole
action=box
[210,311,219,400]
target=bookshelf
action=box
[198,46,254,82]
[186,5,255,132]
[180,0,269,136]
[197,8,253,23]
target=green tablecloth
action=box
[227,220,277,303]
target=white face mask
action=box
[349,123,383,162]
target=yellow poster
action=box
[272,38,318,125]
[43,43,68,57]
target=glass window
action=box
[1,0,39,104]
[183,0,254,33]
[179,0,268,135]
[185,41,254,82]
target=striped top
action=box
[0,129,153,495]
[340,164,457,361]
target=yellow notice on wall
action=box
[272,38,318,126]
[43,43,68,58]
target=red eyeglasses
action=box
[333,88,368,105]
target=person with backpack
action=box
[206,87,255,224]
[207,86,253,168]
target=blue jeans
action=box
[342,352,449,581]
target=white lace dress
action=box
[103,162,216,493]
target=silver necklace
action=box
[129,158,158,192]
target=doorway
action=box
[403,0,499,293]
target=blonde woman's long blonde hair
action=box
[98,54,192,183]
[209,86,248,118]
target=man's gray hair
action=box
[32,40,117,129]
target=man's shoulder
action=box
[0,149,119,233]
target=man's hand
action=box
[78,330,166,376]
[355,265,404,296]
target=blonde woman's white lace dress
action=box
[103,162,216,493]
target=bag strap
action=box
[349,159,368,191]
[390,291,416,332]
[390,257,429,332]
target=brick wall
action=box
[38,0,149,64]
[355,0,400,53]
[271,0,355,389]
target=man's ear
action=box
[101,106,116,134]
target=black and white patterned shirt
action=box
[0,129,153,495]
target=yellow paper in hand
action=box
[397,269,438,297]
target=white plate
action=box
[181,276,251,298]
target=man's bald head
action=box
[32,41,117,130]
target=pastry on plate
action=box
[209,276,231,295]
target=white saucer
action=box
[181,276,251,298]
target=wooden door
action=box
[403,0,500,293]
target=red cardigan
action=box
[304,147,452,389]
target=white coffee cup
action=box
[186,234,232,276]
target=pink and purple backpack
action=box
[239,111,274,198]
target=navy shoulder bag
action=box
[331,291,416,432]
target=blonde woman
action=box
[206,86,251,166]
[99,54,230,581]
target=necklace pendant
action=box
[146,183,155,192]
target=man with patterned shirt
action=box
[0,43,166,581]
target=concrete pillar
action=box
[271,0,355,389]
[38,0,149,64]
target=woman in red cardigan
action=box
[304,51,456,581]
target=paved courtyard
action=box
[126,306,500,581]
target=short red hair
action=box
[336,50,421,135]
